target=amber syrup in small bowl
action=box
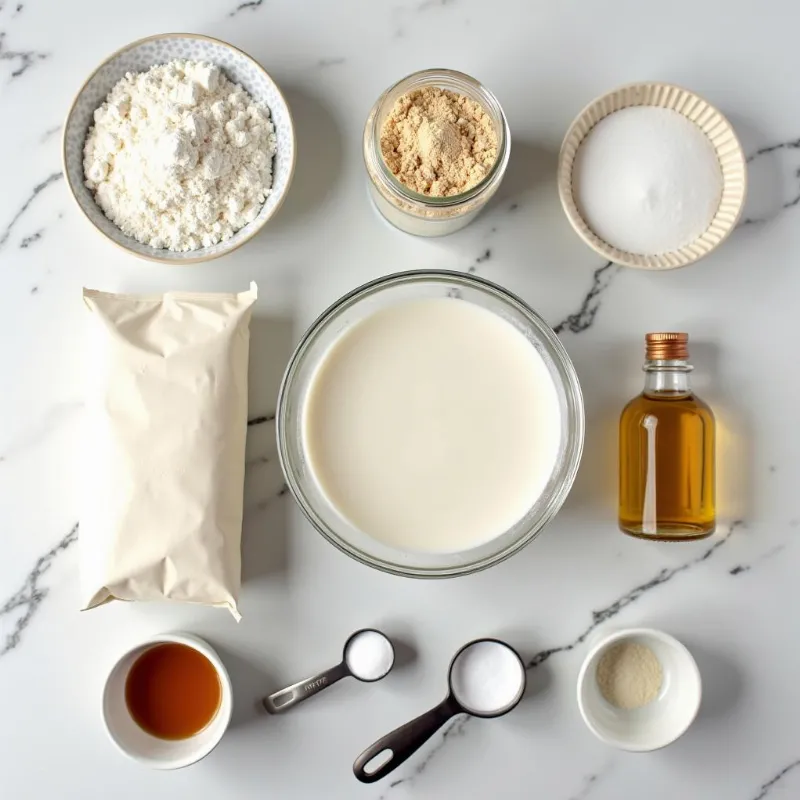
[103,633,232,769]
[125,642,222,740]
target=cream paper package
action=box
[80,283,257,620]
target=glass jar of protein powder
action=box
[363,69,510,237]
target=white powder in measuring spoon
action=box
[450,641,524,714]
[345,631,395,681]
[573,106,723,255]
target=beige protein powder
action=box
[596,641,663,709]
[380,86,498,197]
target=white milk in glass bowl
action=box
[277,271,584,578]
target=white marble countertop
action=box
[2,0,800,798]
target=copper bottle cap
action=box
[645,332,689,360]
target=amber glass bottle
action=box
[619,333,715,540]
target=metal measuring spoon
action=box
[263,628,395,714]
[353,638,526,783]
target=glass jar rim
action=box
[365,68,511,209]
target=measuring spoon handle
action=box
[263,661,349,713]
[353,696,461,783]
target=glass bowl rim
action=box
[276,269,585,578]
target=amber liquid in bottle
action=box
[619,333,715,540]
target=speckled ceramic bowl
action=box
[63,33,296,264]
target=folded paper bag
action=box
[80,283,258,620]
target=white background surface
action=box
[1,1,799,798]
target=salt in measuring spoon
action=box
[263,628,395,714]
[354,638,526,783]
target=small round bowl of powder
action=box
[577,628,702,751]
[363,69,510,237]
[558,83,746,270]
[63,33,296,264]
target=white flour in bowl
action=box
[83,60,277,251]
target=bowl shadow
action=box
[727,114,797,229]
[214,644,275,730]
[488,139,558,213]
[270,84,344,230]
[683,641,744,728]
[242,315,295,582]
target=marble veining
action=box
[0,478,290,659]
[39,125,60,143]
[255,483,288,513]
[0,171,62,250]
[728,544,785,576]
[746,136,800,162]
[567,770,606,800]
[247,411,275,427]
[1,523,78,657]
[740,135,800,225]
[549,134,800,338]
[416,0,459,10]
[752,759,800,800]
[542,134,800,339]
[19,228,43,248]
[0,29,48,80]
[466,247,491,274]
[379,522,744,794]
[316,57,346,69]
[228,0,264,17]
[0,409,280,659]
[553,260,619,335]
[525,521,741,669]
[378,716,471,799]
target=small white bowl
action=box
[102,632,233,770]
[63,33,296,264]
[577,627,701,752]
[558,82,746,270]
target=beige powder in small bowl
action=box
[380,86,498,197]
[596,641,663,709]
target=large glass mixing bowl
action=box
[276,271,584,578]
